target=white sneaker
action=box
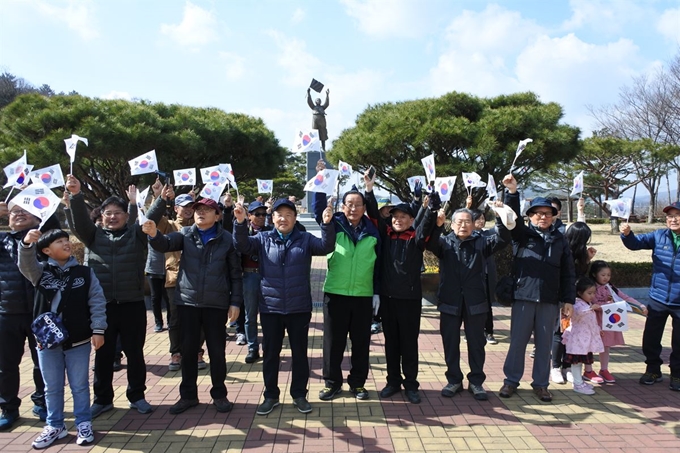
[236,333,246,345]
[573,382,595,395]
[32,425,67,449]
[76,421,94,445]
[551,368,566,384]
[566,370,574,383]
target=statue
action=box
[307,87,330,151]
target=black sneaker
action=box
[293,397,312,414]
[468,383,488,401]
[0,409,19,431]
[169,398,199,415]
[441,382,463,397]
[112,358,122,372]
[318,386,342,401]
[213,398,233,413]
[350,387,369,400]
[154,323,164,333]
[485,334,499,345]
[405,390,421,404]
[379,385,401,398]
[639,372,663,385]
[256,398,280,415]
[669,376,680,391]
[245,350,261,364]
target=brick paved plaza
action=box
[1,257,679,452]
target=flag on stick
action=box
[487,174,497,199]
[338,160,353,177]
[29,164,65,189]
[304,169,339,195]
[604,198,632,220]
[128,150,158,176]
[421,154,436,183]
[257,179,273,194]
[510,138,532,173]
[173,168,196,186]
[293,130,321,153]
[601,301,629,332]
[570,171,584,197]
[3,151,32,189]
[407,176,426,193]
[434,176,456,202]
[8,182,61,228]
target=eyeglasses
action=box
[344,203,364,210]
[667,214,680,221]
[530,211,554,218]
[453,219,472,226]
[251,212,267,218]
[9,209,29,216]
[102,211,125,217]
[194,206,216,213]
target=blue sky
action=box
[1,0,679,156]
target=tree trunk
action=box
[647,204,654,223]
[610,216,619,234]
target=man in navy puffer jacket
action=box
[233,198,335,416]
[621,201,680,391]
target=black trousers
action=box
[146,275,168,326]
[0,313,45,412]
[484,299,494,336]
[260,312,311,399]
[440,306,487,386]
[93,301,147,404]
[642,298,680,377]
[166,290,180,354]
[177,305,228,400]
[381,296,421,391]
[322,293,372,389]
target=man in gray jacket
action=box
[144,198,243,414]
[65,175,152,417]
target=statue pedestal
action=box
[305,151,333,213]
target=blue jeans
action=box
[38,343,92,428]
[243,271,262,351]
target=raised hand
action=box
[22,229,42,245]
[127,185,137,205]
[65,175,81,195]
[502,174,517,193]
[619,222,631,236]
[436,209,446,227]
[141,220,157,237]
[151,178,163,198]
[233,203,246,223]
[322,206,333,224]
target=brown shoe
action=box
[499,384,516,398]
[533,387,552,402]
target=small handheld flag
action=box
[434,176,457,202]
[128,150,158,176]
[64,134,88,175]
[293,130,321,153]
[29,164,65,189]
[173,168,196,187]
[601,301,629,332]
[304,169,339,195]
[8,182,61,228]
[421,154,436,183]
[338,160,353,177]
[257,179,273,194]
[407,176,426,193]
[570,171,584,197]
[604,198,632,221]
[487,174,497,199]
[510,138,532,173]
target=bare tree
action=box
[589,49,680,217]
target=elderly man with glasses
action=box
[0,202,58,429]
[498,174,575,403]
[621,201,680,391]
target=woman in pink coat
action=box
[562,278,605,395]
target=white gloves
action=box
[372,294,380,316]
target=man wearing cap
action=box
[424,199,511,402]
[364,176,429,404]
[143,198,243,414]
[0,202,50,430]
[620,201,680,391]
[499,174,575,403]
[145,188,197,372]
[312,160,381,401]
[66,175,154,417]
[239,200,272,364]
[233,198,335,415]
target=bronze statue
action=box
[307,88,330,151]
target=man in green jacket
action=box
[312,161,381,401]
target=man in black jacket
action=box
[499,174,575,403]
[0,202,49,430]
[425,201,510,401]
[66,175,152,418]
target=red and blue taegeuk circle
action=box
[440,183,449,195]
[139,160,149,169]
[40,173,52,184]
[210,171,220,181]
[608,313,621,323]
[33,197,50,209]
[302,135,311,146]
[314,174,324,185]
[181,173,191,181]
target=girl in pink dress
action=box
[587,261,647,383]
[562,278,605,395]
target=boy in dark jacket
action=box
[144,198,243,415]
[233,198,335,415]
[365,178,428,404]
[19,229,106,448]
[425,201,510,401]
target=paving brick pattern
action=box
[2,256,679,452]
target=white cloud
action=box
[219,51,245,80]
[100,91,132,100]
[160,1,219,50]
[562,0,649,34]
[11,0,100,40]
[266,30,322,86]
[291,8,305,24]
[429,4,648,134]
[340,0,435,38]
[657,8,680,43]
